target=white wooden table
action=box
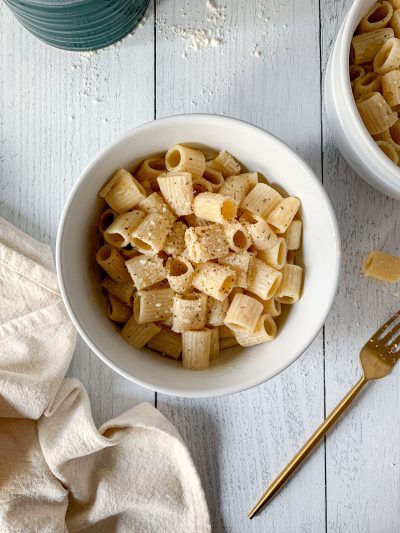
[1,1,400,531]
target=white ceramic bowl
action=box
[57,114,340,398]
[325,0,400,200]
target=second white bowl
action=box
[57,114,340,397]
[325,0,400,200]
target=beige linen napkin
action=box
[0,216,210,533]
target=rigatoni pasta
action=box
[165,144,205,178]
[157,172,193,216]
[193,192,237,224]
[107,294,132,323]
[96,244,131,283]
[185,224,229,262]
[241,183,282,218]
[101,276,135,305]
[275,264,303,304]
[100,169,146,213]
[192,262,236,300]
[166,256,194,293]
[121,316,160,349]
[103,210,145,248]
[363,250,400,282]
[130,213,170,254]
[240,212,278,250]
[96,144,304,370]
[247,257,283,300]
[172,293,207,333]
[224,293,263,333]
[223,222,251,252]
[182,329,211,370]
[147,327,182,359]
[257,237,287,270]
[235,314,277,347]
[134,287,174,323]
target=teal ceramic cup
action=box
[4,0,150,51]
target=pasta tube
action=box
[121,316,160,349]
[135,157,166,181]
[275,264,303,304]
[241,183,283,218]
[134,287,174,324]
[185,224,229,262]
[101,276,135,305]
[363,250,400,282]
[182,329,211,370]
[192,262,236,301]
[125,255,166,290]
[247,257,283,300]
[235,314,277,347]
[224,293,263,333]
[147,327,182,359]
[206,297,229,327]
[373,37,400,74]
[165,144,206,178]
[240,212,278,250]
[131,213,170,255]
[353,72,382,99]
[257,237,287,270]
[98,208,117,234]
[206,150,241,177]
[356,91,398,134]
[172,293,208,333]
[166,256,194,293]
[193,192,237,224]
[284,220,302,250]
[219,175,251,205]
[266,197,301,234]
[106,294,132,324]
[218,252,251,288]
[96,245,131,284]
[223,222,251,252]
[358,1,393,33]
[103,210,145,248]
[100,169,146,213]
[157,172,193,216]
[351,28,394,64]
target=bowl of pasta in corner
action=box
[56,114,340,398]
[325,0,400,200]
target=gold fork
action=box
[249,310,400,519]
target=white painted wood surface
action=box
[0,1,399,532]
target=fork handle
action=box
[248,375,368,519]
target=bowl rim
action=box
[56,113,341,397]
[338,0,400,192]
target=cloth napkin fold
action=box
[0,216,210,533]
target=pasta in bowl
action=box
[57,115,340,397]
[95,145,303,370]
